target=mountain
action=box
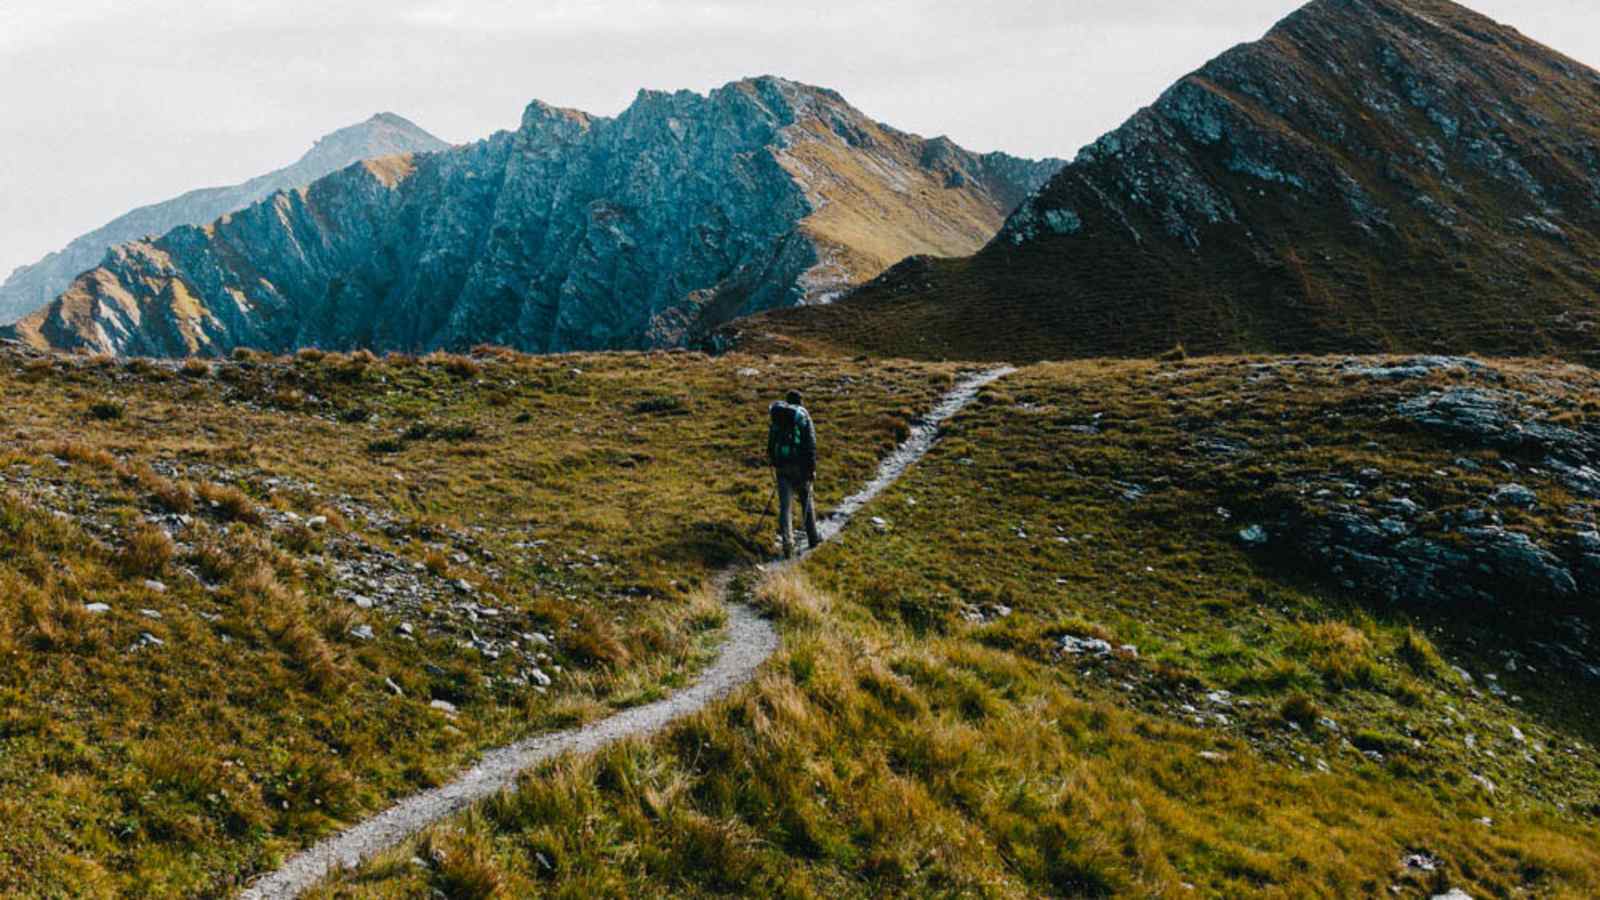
[727,0,1600,364]
[6,78,1062,357]
[0,113,449,327]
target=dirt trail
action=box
[239,367,1011,899]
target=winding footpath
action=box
[240,366,1013,899]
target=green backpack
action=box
[772,404,807,463]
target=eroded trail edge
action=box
[240,366,1012,899]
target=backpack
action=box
[771,404,807,465]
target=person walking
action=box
[767,389,820,559]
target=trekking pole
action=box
[749,483,777,548]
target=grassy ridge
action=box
[319,356,1600,898]
[0,347,952,896]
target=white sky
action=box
[2,0,1598,280]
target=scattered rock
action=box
[429,699,458,716]
[1059,635,1115,656]
[142,579,167,594]
[1490,483,1537,508]
[1401,853,1440,872]
[1238,524,1269,546]
[84,602,111,614]
[139,608,162,620]
[349,625,375,641]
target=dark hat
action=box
[786,389,803,406]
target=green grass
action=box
[319,355,1600,898]
[0,347,952,896]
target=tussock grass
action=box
[195,482,261,524]
[326,358,1600,898]
[0,346,950,894]
[117,525,174,577]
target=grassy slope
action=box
[0,347,952,897]
[320,356,1599,898]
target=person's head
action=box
[786,390,803,407]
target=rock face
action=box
[8,78,1060,357]
[1257,362,1600,610]
[0,113,447,327]
[736,0,1600,363]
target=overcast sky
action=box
[3,0,1598,280]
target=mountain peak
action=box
[0,112,448,327]
[12,79,1060,357]
[735,0,1600,365]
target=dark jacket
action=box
[768,402,817,479]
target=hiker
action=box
[768,389,820,559]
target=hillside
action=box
[0,342,952,895]
[5,78,1061,358]
[727,0,1600,364]
[0,114,448,327]
[317,353,1600,898]
[2,344,1597,896]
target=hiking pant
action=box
[776,470,820,559]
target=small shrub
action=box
[428,353,482,379]
[1279,692,1320,727]
[231,348,258,363]
[633,395,689,416]
[133,466,194,515]
[295,347,327,364]
[277,617,341,693]
[1350,729,1408,755]
[53,442,118,470]
[179,358,211,378]
[339,407,372,424]
[118,525,175,577]
[196,482,261,524]
[88,400,125,421]
[563,614,632,670]
[423,550,451,578]
[421,826,505,900]
[1398,627,1447,679]
[1293,622,1378,688]
[1158,344,1188,363]
[367,437,406,455]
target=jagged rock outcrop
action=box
[735,0,1600,363]
[9,78,1060,357]
[0,114,447,327]
[1239,358,1600,611]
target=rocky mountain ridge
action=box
[8,78,1061,357]
[733,0,1600,364]
[0,113,448,327]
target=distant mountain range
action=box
[7,78,1061,357]
[730,0,1600,364]
[0,113,448,327]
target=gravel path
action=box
[239,367,1011,899]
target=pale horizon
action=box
[2,0,1598,282]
